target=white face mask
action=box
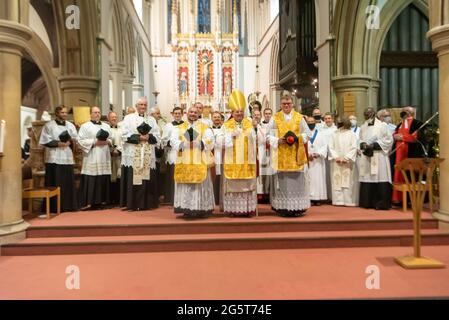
[350,119,357,127]
[384,116,392,124]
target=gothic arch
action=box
[53,0,98,77]
[124,17,136,77]
[0,20,60,109]
[332,0,429,113]
[269,34,279,85]
[135,37,144,85]
[110,0,125,65]
[333,0,428,79]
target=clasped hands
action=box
[95,140,111,147]
[58,141,71,148]
[335,157,350,164]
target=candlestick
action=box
[0,120,5,154]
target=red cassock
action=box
[392,117,418,203]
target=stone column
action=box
[122,75,135,109]
[332,75,371,121]
[58,76,99,108]
[133,83,144,104]
[427,1,449,227]
[0,43,30,245]
[110,63,125,119]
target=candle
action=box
[0,120,5,154]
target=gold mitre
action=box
[227,90,246,112]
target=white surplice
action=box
[120,113,160,170]
[319,124,337,201]
[359,118,393,183]
[109,125,123,181]
[39,120,78,165]
[77,121,112,176]
[328,129,359,206]
[306,128,328,201]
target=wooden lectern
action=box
[394,158,446,269]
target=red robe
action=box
[392,117,418,203]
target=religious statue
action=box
[179,71,188,96]
[223,71,232,97]
[223,48,232,63]
[199,51,214,96]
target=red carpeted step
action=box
[3,229,449,256]
[26,217,439,238]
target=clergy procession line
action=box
[38,90,427,219]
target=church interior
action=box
[1,0,449,300]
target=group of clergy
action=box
[38,90,426,218]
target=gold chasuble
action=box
[273,111,308,172]
[223,118,257,180]
[174,121,214,184]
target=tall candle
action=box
[0,120,5,154]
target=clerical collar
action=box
[110,125,118,129]
[212,125,221,129]
[138,114,145,118]
[367,118,375,126]
[55,119,66,126]
[91,120,101,125]
[262,120,269,124]
[172,120,184,126]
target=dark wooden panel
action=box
[380,51,438,68]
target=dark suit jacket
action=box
[394,119,426,158]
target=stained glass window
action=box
[168,0,172,43]
[198,0,211,33]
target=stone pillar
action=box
[332,75,371,122]
[58,76,99,108]
[110,63,125,119]
[0,4,32,244]
[122,75,135,109]
[133,83,144,104]
[427,2,449,226]
[0,44,30,245]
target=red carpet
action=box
[1,205,448,299]
[1,247,449,299]
[2,205,447,256]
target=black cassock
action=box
[45,163,78,212]
[42,129,78,212]
[120,122,159,211]
[120,167,158,210]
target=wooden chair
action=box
[22,179,60,219]
[393,181,433,213]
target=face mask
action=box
[350,120,357,127]
[400,111,407,119]
[308,123,316,131]
[384,116,392,124]
[314,115,322,121]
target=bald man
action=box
[120,97,161,211]
[358,107,394,210]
